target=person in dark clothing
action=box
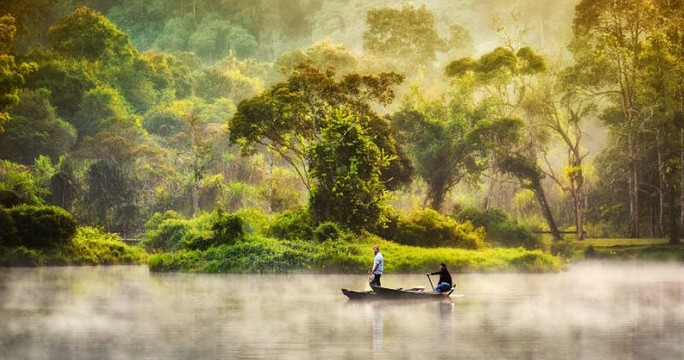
[426,263,453,293]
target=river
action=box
[1,262,683,359]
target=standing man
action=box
[426,263,452,293]
[369,244,383,286]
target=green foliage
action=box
[0,14,37,132]
[267,209,314,241]
[47,6,135,62]
[72,86,129,139]
[0,207,19,246]
[276,40,359,75]
[7,204,77,249]
[188,20,258,61]
[395,209,486,249]
[549,240,575,258]
[148,232,562,274]
[0,226,148,266]
[363,4,445,63]
[142,105,188,137]
[453,206,542,249]
[391,106,485,210]
[144,209,247,252]
[0,89,76,164]
[0,160,48,205]
[0,189,22,208]
[446,46,546,80]
[314,222,343,243]
[230,63,409,192]
[57,226,148,265]
[211,209,245,246]
[143,211,204,252]
[309,108,389,230]
[83,161,139,233]
[149,235,313,273]
[23,55,98,119]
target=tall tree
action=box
[0,89,76,165]
[231,62,410,195]
[391,88,521,211]
[231,62,411,228]
[309,108,390,229]
[0,15,36,133]
[445,45,563,240]
[571,0,658,238]
[363,4,445,65]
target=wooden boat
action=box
[369,283,454,300]
[340,288,377,300]
[341,286,426,300]
[341,283,452,301]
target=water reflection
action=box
[0,262,683,359]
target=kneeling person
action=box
[426,263,452,293]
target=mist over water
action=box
[1,262,683,359]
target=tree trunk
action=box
[483,161,494,210]
[628,132,639,238]
[531,180,563,241]
[573,178,585,240]
[192,181,200,217]
[657,138,666,237]
[680,128,684,236]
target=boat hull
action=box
[341,288,376,300]
[341,283,453,301]
[370,283,452,300]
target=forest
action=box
[1,0,683,270]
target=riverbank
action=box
[572,238,684,261]
[147,234,562,273]
[0,227,148,266]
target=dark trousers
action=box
[371,274,381,287]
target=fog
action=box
[1,263,682,359]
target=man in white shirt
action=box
[369,244,383,286]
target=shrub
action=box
[56,227,148,265]
[211,209,244,246]
[453,206,541,249]
[0,208,19,246]
[395,209,485,249]
[143,211,214,252]
[9,205,77,249]
[0,246,45,266]
[550,240,575,258]
[0,189,22,208]
[267,209,314,240]
[144,217,192,252]
[314,222,342,243]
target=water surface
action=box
[1,262,683,359]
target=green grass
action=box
[148,233,563,273]
[0,226,149,266]
[541,236,684,262]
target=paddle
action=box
[426,273,435,291]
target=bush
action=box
[0,208,19,246]
[267,209,314,240]
[145,209,249,252]
[550,240,575,258]
[144,216,192,252]
[314,222,342,243]
[0,189,22,208]
[211,209,245,246]
[395,209,486,249]
[55,227,148,265]
[453,206,541,249]
[9,205,77,249]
